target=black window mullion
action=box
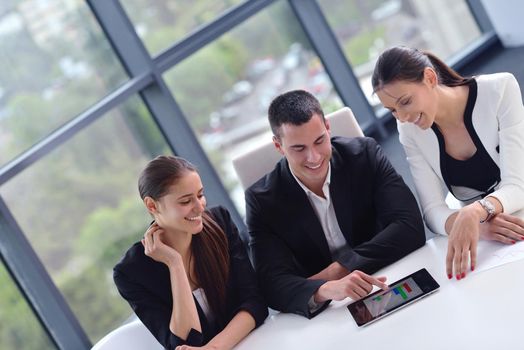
[155,0,277,72]
[467,0,494,33]
[0,197,91,349]
[0,73,153,186]
[287,0,387,138]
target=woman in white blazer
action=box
[371,46,524,281]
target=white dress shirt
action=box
[290,163,349,260]
[193,288,214,322]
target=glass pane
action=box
[318,0,482,112]
[0,0,127,167]
[121,0,245,55]
[0,97,170,343]
[163,1,343,214]
[0,259,56,349]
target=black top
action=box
[431,79,500,200]
[113,206,268,349]
[246,137,425,318]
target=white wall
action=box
[481,0,524,47]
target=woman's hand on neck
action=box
[142,223,186,267]
[160,227,193,259]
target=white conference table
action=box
[236,236,524,350]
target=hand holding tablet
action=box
[347,268,439,326]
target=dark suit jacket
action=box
[245,137,425,318]
[113,206,268,349]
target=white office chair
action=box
[91,319,163,350]
[232,107,364,190]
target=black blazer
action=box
[245,137,425,318]
[113,206,268,349]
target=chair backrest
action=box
[91,319,163,350]
[232,107,363,190]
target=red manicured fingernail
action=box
[456,274,460,280]
[471,266,475,271]
[512,240,516,244]
[447,274,452,279]
[461,272,466,279]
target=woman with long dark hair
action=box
[114,155,267,350]
[372,46,524,281]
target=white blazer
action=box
[398,73,524,235]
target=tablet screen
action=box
[347,268,439,326]
[362,277,423,317]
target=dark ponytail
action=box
[372,46,471,91]
[138,155,230,323]
[424,51,469,86]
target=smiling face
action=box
[273,113,331,191]
[146,170,206,236]
[375,67,438,130]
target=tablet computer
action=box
[347,268,439,327]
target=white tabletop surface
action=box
[236,236,524,350]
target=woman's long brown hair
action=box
[191,211,229,323]
[138,155,229,322]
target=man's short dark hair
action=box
[268,90,325,138]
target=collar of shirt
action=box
[289,161,349,258]
[290,162,331,202]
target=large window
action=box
[164,1,343,213]
[318,0,481,111]
[121,0,245,55]
[0,260,55,349]
[0,97,169,343]
[0,0,127,167]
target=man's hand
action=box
[314,270,387,303]
[176,345,220,350]
[308,261,350,281]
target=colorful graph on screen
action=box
[364,277,423,317]
[373,282,412,301]
[392,283,412,300]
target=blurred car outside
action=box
[222,80,253,105]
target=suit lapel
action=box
[280,160,332,262]
[329,145,354,246]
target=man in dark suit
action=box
[245,90,425,318]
